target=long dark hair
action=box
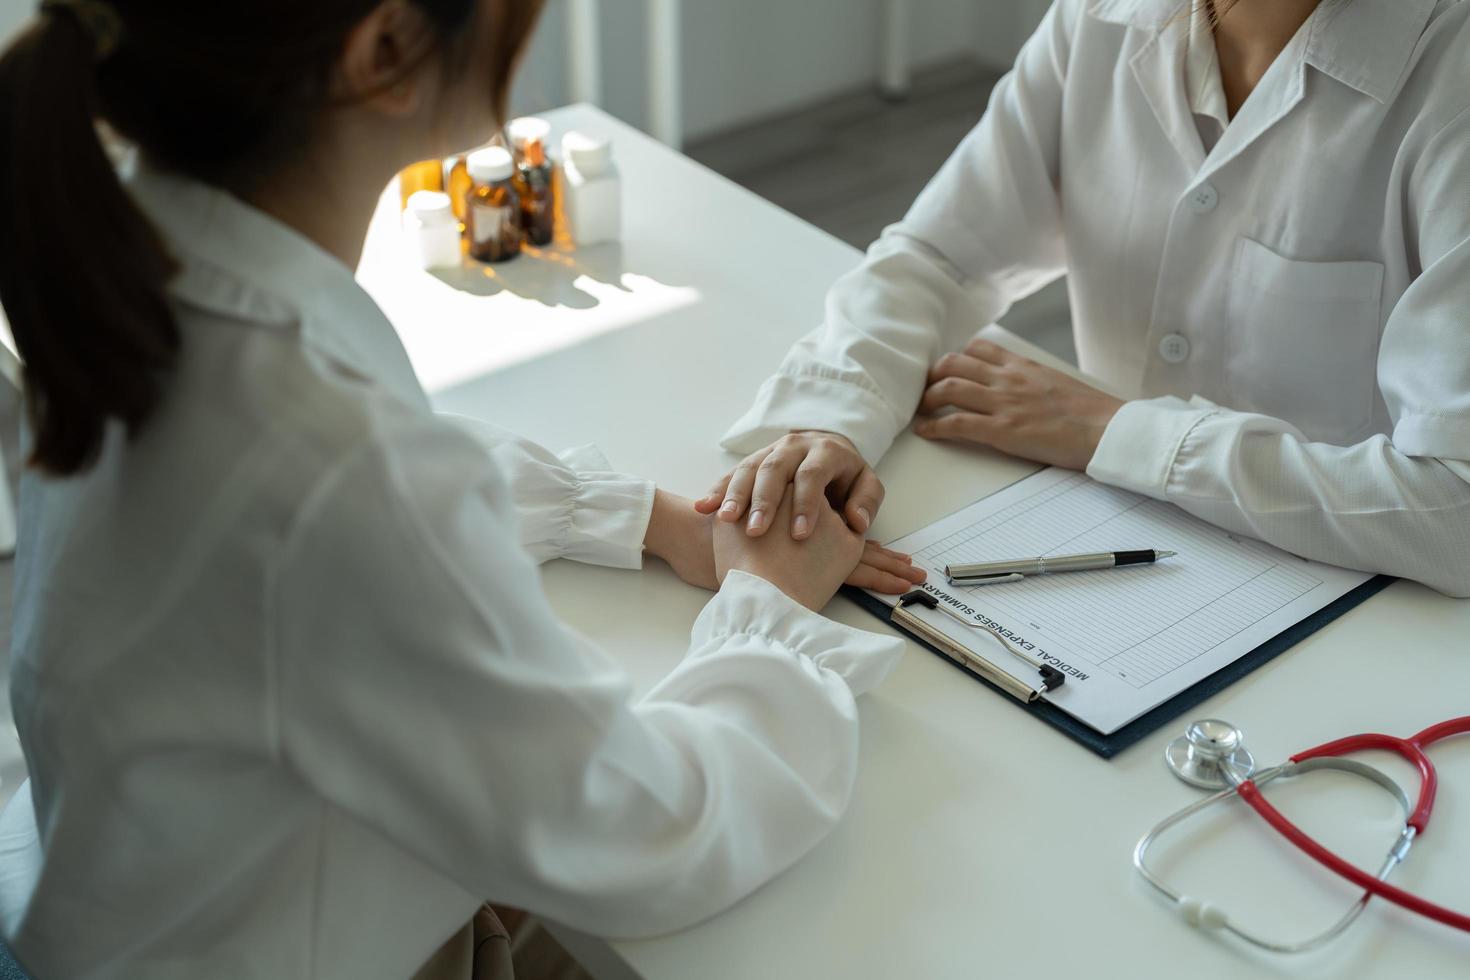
[0,0,544,476]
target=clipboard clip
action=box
[895,591,1065,698]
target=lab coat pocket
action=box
[1226,237,1384,443]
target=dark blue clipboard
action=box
[844,574,1394,759]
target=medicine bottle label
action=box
[472,203,513,245]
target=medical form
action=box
[870,467,1375,734]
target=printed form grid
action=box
[914,474,1323,689]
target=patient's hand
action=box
[647,489,924,594]
[695,431,884,539]
[915,338,1125,471]
[713,492,863,611]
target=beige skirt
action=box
[411,904,515,980]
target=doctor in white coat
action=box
[705,0,1470,597]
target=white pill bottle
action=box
[560,131,621,247]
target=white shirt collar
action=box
[125,164,430,411]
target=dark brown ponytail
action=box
[0,0,545,477]
[0,11,178,476]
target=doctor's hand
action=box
[647,491,924,594]
[694,431,884,539]
[916,339,1125,471]
[713,490,865,612]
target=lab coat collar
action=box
[1091,0,1438,105]
[1127,14,1207,173]
[126,164,431,411]
[1304,0,1437,104]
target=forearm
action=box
[282,437,905,942]
[537,571,902,938]
[1089,398,1470,596]
[723,3,1077,463]
[721,235,992,463]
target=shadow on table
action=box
[431,243,632,310]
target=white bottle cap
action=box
[506,116,552,150]
[562,131,613,176]
[466,146,515,183]
[405,190,455,224]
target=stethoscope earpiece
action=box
[1176,896,1229,930]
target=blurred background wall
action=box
[511,0,1050,140]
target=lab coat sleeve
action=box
[1086,105,1470,598]
[439,413,655,570]
[721,0,1079,464]
[273,414,905,939]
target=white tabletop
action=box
[359,105,1470,980]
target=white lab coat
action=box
[0,167,903,979]
[724,0,1470,596]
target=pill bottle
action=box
[506,116,552,165]
[561,131,621,247]
[444,155,474,224]
[465,146,522,263]
[404,191,461,270]
[514,136,555,246]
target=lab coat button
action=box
[1158,333,1191,364]
[1188,183,1219,214]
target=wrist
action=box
[1085,397,1128,464]
[721,560,823,612]
[793,429,859,454]
[643,488,681,562]
[647,489,721,591]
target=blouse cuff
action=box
[556,444,656,571]
[1086,396,1213,499]
[720,372,902,465]
[692,571,905,697]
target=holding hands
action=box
[652,338,1125,604]
[694,431,927,595]
[644,432,927,599]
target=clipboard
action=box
[845,574,1393,758]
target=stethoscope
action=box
[1133,716,1470,952]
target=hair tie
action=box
[39,0,123,61]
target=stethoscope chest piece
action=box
[1165,718,1255,789]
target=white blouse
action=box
[723,0,1470,597]
[0,167,902,978]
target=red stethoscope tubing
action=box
[1234,716,1470,933]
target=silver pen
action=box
[945,549,1177,586]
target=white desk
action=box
[358,105,1470,980]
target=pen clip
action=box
[946,571,1026,587]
